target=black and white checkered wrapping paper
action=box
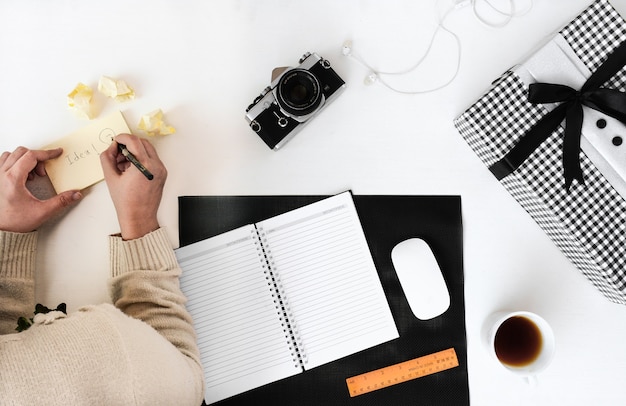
[454,0,626,304]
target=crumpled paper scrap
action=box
[138,109,176,136]
[98,75,135,102]
[67,83,94,119]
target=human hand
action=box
[0,147,82,233]
[100,133,167,240]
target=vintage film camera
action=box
[245,52,346,150]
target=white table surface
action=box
[2,1,626,404]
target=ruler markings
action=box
[345,347,459,397]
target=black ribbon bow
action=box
[489,40,626,191]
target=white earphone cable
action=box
[473,0,533,28]
[342,4,460,95]
[342,0,533,94]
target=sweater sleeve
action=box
[0,231,37,335]
[107,228,202,369]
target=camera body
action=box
[245,52,346,150]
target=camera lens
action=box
[276,69,322,116]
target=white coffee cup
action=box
[484,311,555,384]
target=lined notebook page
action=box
[257,192,399,369]
[176,225,301,405]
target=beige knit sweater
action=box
[0,228,204,405]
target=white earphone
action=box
[342,0,533,94]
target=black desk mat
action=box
[179,195,469,406]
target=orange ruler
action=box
[346,347,459,397]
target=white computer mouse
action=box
[391,238,450,320]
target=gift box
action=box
[454,0,626,304]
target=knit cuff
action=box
[109,228,178,278]
[0,230,37,280]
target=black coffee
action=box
[494,316,543,367]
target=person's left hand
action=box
[0,146,82,233]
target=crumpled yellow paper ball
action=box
[138,109,176,136]
[67,83,94,119]
[98,75,135,102]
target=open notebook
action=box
[175,191,399,405]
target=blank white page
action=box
[257,192,399,369]
[176,225,301,405]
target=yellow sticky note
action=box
[98,75,135,102]
[67,83,94,119]
[138,109,176,136]
[43,111,130,192]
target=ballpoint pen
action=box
[117,143,154,180]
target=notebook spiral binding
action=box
[255,227,308,369]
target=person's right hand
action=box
[100,134,167,240]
